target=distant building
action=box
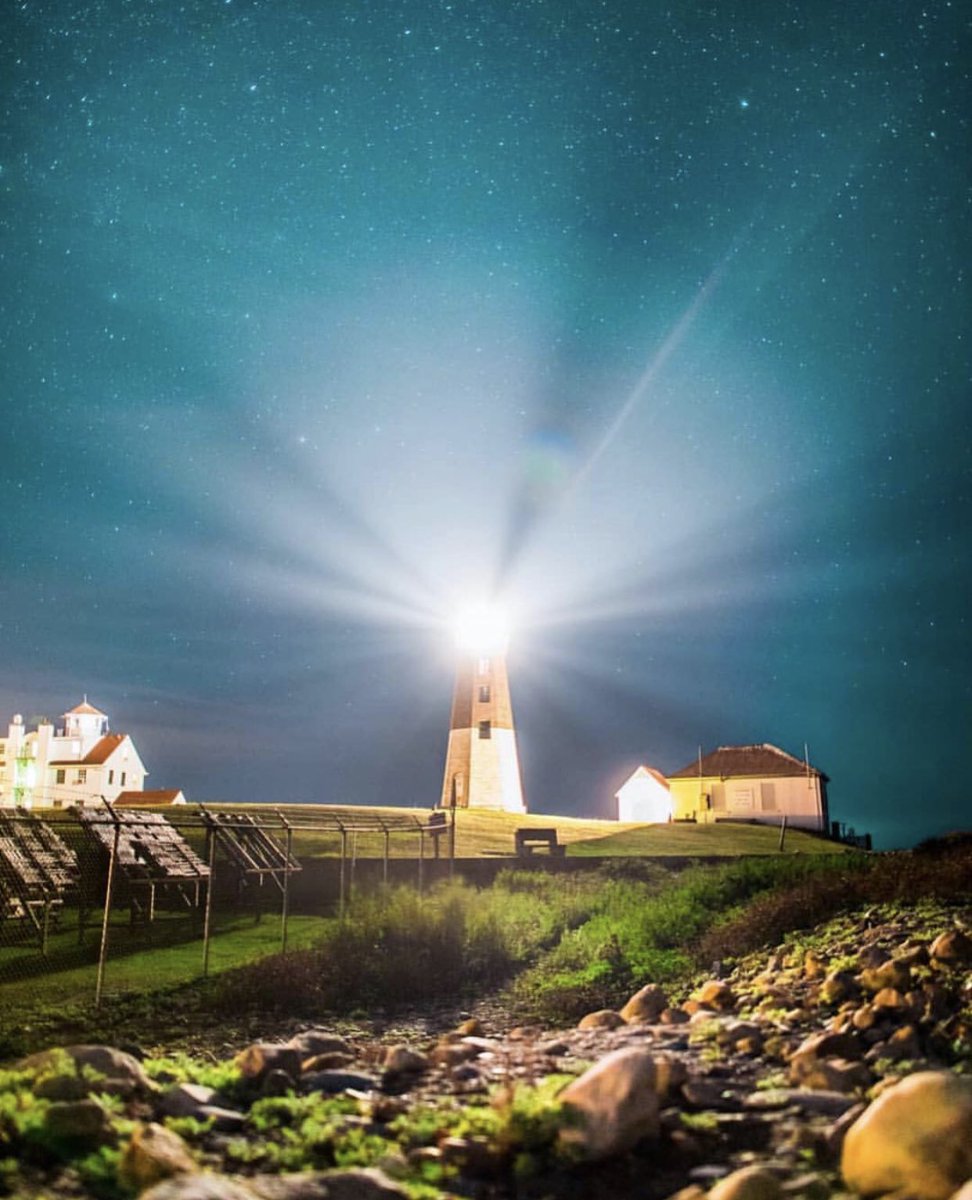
[615,765,673,823]
[667,743,829,832]
[116,789,187,807]
[0,701,149,810]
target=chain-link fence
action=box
[0,804,453,1007]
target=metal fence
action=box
[0,803,454,1007]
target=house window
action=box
[478,685,491,703]
[478,720,491,740]
[55,769,65,785]
[77,769,87,784]
[761,782,777,811]
[108,770,114,785]
[477,657,490,676]
[121,772,126,786]
[710,783,725,810]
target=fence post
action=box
[339,826,348,919]
[449,803,456,878]
[382,824,390,889]
[201,826,217,977]
[281,821,293,954]
[95,812,121,1008]
[418,827,425,892]
[778,815,788,852]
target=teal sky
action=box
[1,1,969,847]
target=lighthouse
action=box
[439,605,526,813]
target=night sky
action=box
[2,1,970,849]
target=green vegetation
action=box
[509,855,859,1021]
[0,1047,581,1200]
[4,839,970,1059]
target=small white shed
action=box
[615,765,673,823]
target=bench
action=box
[514,827,566,857]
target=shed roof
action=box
[615,765,670,797]
[116,789,185,806]
[669,743,828,781]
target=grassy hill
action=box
[175,803,845,858]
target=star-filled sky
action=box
[2,1,969,849]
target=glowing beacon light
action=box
[440,602,526,814]
[453,603,510,656]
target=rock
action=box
[790,1056,871,1093]
[872,986,907,1012]
[430,1042,479,1067]
[681,1078,735,1110]
[33,1072,88,1102]
[695,980,735,1011]
[653,1053,688,1099]
[454,1018,484,1036]
[803,951,827,980]
[288,1031,352,1058]
[301,1070,378,1095]
[789,1029,861,1068]
[381,1046,429,1074]
[19,1044,151,1096]
[620,983,668,1023]
[841,1070,972,1200]
[302,1053,355,1072]
[245,1167,409,1199]
[659,1007,691,1024]
[744,1088,859,1116]
[119,1122,198,1191]
[860,959,911,993]
[851,1003,878,1030]
[707,1165,783,1200]
[577,1009,626,1030]
[538,1039,570,1056]
[558,1047,659,1160]
[43,1098,111,1145]
[141,1179,258,1200]
[884,1023,922,1060]
[262,1068,297,1097]
[236,1043,301,1084]
[779,1172,830,1200]
[197,1105,248,1132]
[819,970,857,1005]
[159,1082,220,1119]
[929,929,972,965]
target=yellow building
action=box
[668,743,829,832]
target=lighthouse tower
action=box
[439,607,526,813]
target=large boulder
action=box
[577,1009,625,1031]
[558,1047,659,1160]
[19,1044,151,1097]
[841,1070,972,1199]
[620,984,668,1023]
[119,1122,198,1192]
[43,1098,112,1147]
[236,1043,302,1085]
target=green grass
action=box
[0,915,329,1010]
[563,820,840,856]
[33,803,844,860]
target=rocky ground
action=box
[3,899,971,1200]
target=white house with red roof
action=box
[615,765,674,823]
[0,700,149,810]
